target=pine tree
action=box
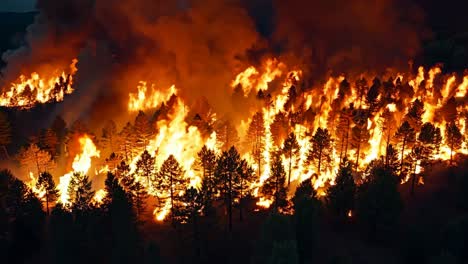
[101,119,118,153]
[36,172,59,214]
[215,118,239,151]
[179,187,203,259]
[17,144,56,175]
[157,155,187,226]
[135,150,156,188]
[119,122,138,163]
[67,173,95,212]
[385,144,400,174]
[418,122,437,165]
[134,111,154,152]
[351,109,370,171]
[405,99,424,132]
[42,128,59,158]
[309,128,332,175]
[0,111,11,159]
[366,78,381,114]
[327,158,356,222]
[445,122,463,165]
[356,160,402,240]
[261,152,288,211]
[292,179,321,264]
[336,106,353,162]
[395,121,416,177]
[282,132,300,186]
[247,112,266,177]
[195,145,217,198]
[215,146,241,232]
[235,159,254,221]
[271,111,289,147]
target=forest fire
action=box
[57,135,100,205]
[0,59,78,109]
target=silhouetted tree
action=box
[336,106,353,162]
[351,109,369,171]
[247,112,266,176]
[134,111,154,152]
[135,150,156,187]
[271,111,289,147]
[395,121,416,177]
[42,128,59,158]
[283,132,299,186]
[36,172,59,214]
[17,143,56,175]
[68,173,95,212]
[292,180,321,264]
[179,186,203,259]
[327,158,355,223]
[235,159,254,221]
[157,155,187,226]
[0,111,11,159]
[215,118,239,151]
[309,127,332,175]
[405,99,424,132]
[356,160,402,240]
[261,152,288,211]
[215,146,241,232]
[196,145,217,214]
[101,119,118,153]
[106,173,140,264]
[445,122,463,165]
[119,122,138,163]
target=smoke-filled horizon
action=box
[0,0,430,128]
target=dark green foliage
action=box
[356,160,402,241]
[327,158,356,222]
[293,180,321,264]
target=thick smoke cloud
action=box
[273,0,427,75]
[0,0,428,128]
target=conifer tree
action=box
[445,122,463,165]
[247,112,266,176]
[327,158,356,222]
[282,132,300,186]
[309,128,332,175]
[261,152,288,211]
[67,173,95,212]
[36,172,59,214]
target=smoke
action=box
[0,0,429,128]
[272,0,428,75]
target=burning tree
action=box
[394,121,416,178]
[247,112,266,176]
[156,155,187,226]
[0,111,11,159]
[282,132,300,187]
[135,150,157,187]
[215,146,241,232]
[101,120,118,154]
[18,144,56,176]
[261,152,288,211]
[36,172,59,214]
[327,158,356,222]
[445,122,463,165]
[309,128,332,176]
[67,173,95,212]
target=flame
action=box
[0,59,78,109]
[128,81,177,112]
[57,135,100,205]
[93,189,107,204]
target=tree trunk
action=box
[410,160,417,196]
[228,172,232,232]
[355,132,361,172]
[318,148,323,175]
[288,149,292,186]
[46,192,50,215]
[170,173,175,228]
[239,179,243,222]
[400,137,406,176]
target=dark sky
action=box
[0,0,35,12]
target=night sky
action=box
[0,0,35,12]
